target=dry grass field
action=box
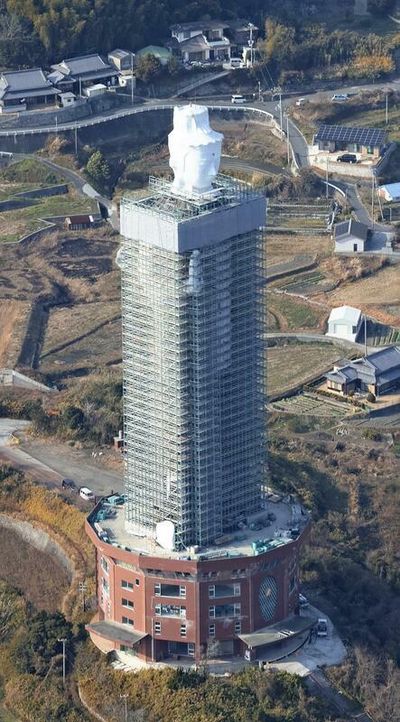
[324,263,400,326]
[267,343,344,397]
[0,300,31,367]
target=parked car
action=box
[79,486,95,501]
[337,153,357,164]
[231,94,246,104]
[316,618,328,637]
[295,97,307,106]
[230,58,244,69]
[61,478,78,493]
[331,93,348,102]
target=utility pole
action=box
[364,314,367,357]
[325,156,329,200]
[248,23,255,68]
[55,114,58,135]
[286,115,290,166]
[258,80,261,102]
[79,581,87,611]
[58,638,67,686]
[385,91,389,125]
[74,125,78,156]
[120,693,128,722]
[79,77,82,98]
[131,52,134,107]
[371,173,375,229]
[279,90,283,132]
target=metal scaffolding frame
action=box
[120,176,266,550]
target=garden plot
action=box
[275,270,337,296]
[270,392,351,419]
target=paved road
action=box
[0,418,123,495]
[34,156,119,229]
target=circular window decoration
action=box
[259,575,278,621]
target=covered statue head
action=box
[168,104,223,196]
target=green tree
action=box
[86,150,111,189]
[61,405,86,432]
[135,53,163,82]
[14,611,73,677]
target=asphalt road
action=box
[0,418,123,495]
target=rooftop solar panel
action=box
[314,124,386,147]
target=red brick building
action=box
[86,498,311,664]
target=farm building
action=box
[334,219,369,253]
[326,306,363,343]
[314,125,386,159]
[64,214,95,230]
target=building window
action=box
[121,580,134,590]
[122,616,134,626]
[208,585,215,599]
[154,622,161,634]
[101,557,109,574]
[122,598,134,609]
[154,582,185,598]
[353,243,358,252]
[135,578,140,586]
[154,583,161,596]
[209,624,215,637]
[180,624,187,637]
[179,585,186,599]
[102,578,109,595]
[212,603,241,618]
[209,583,241,598]
[235,621,241,634]
[188,643,195,657]
[155,604,186,618]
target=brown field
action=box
[41,301,121,358]
[0,300,31,367]
[0,526,70,611]
[324,263,400,325]
[267,343,344,397]
[266,232,331,267]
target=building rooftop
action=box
[363,345,400,372]
[170,19,258,33]
[51,54,116,79]
[88,495,309,562]
[0,68,58,100]
[334,219,368,242]
[315,124,386,147]
[328,305,362,325]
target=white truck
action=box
[316,618,328,637]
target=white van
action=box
[230,58,243,69]
[331,93,348,102]
[80,486,95,501]
[231,94,246,104]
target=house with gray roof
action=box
[169,19,257,63]
[0,68,59,112]
[49,54,118,94]
[334,218,369,253]
[108,49,135,72]
[326,346,400,397]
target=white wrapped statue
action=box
[168,104,223,196]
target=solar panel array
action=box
[315,124,386,147]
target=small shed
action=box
[334,218,369,253]
[58,91,76,107]
[377,182,400,203]
[108,49,135,72]
[326,306,363,343]
[64,214,94,231]
[83,83,107,98]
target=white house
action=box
[326,306,363,343]
[377,182,400,203]
[334,218,369,253]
